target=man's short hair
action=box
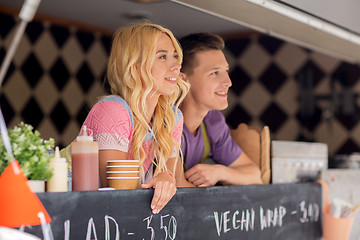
[179,32,224,75]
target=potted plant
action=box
[0,122,55,192]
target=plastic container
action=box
[71,125,99,191]
[47,146,68,192]
[318,180,355,240]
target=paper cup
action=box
[107,160,139,190]
[107,177,139,190]
[107,170,139,178]
[322,204,354,240]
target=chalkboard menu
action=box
[25,183,322,240]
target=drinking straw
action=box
[341,203,360,218]
[351,203,360,213]
[0,0,41,88]
[0,108,14,160]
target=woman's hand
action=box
[141,171,177,214]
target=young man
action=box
[178,32,262,187]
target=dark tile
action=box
[50,101,71,133]
[335,139,360,155]
[76,62,95,93]
[0,48,15,86]
[0,13,15,38]
[295,60,325,88]
[259,63,287,94]
[295,61,326,126]
[0,95,15,125]
[296,105,322,131]
[49,25,70,48]
[101,35,112,55]
[335,113,359,131]
[260,102,288,132]
[258,35,284,55]
[101,70,111,94]
[76,103,90,126]
[331,62,360,87]
[58,142,66,150]
[229,66,251,96]
[225,38,250,58]
[76,30,94,52]
[296,133,314,143]
[49,58,70,91]
[25,21,44,43]
[21,98,44,129]
[0,47,4,62]
[21,53,44,88]
[225,104,252,129]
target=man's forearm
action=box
[219,164,263,186]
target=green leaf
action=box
[0,122,55,180]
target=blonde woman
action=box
[80,22,189,214]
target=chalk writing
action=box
[214,208,255,236]
[105,215,119,240]
[143,213,177,240]
[64,220,70,240]
[213,201,320,236]
[143,215,155,240]
[160,214,177,240]
[259,206,286,230]
[86,218,98,240]
[299,201,320,223]
[52,213,177,240]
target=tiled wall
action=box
[1,11,360,163]
[0,11,111,148]
[223,34,360,162]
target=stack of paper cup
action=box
[107,160,139,190]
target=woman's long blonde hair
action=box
[107,22,189,177]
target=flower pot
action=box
[27,180,45,193]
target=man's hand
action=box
[141,171,177,214]
[184,164,221,187]
[184,152,263,187]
